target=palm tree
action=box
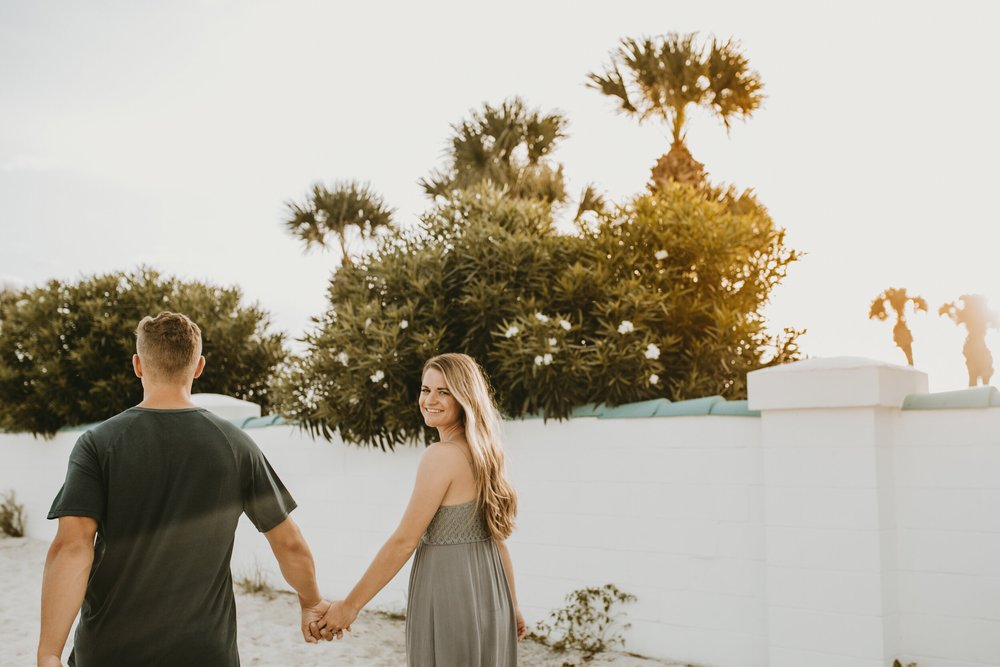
[420,97,568,204]
[283,181,394,267]
[868,287,927,366]
[939,294,1000,386]
[587,33,764,190]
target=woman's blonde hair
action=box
[423,353,517,541]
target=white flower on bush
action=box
[559,319,571,331]
[649,373,660,385]
[534,313,549,323]
[547,338,558,347]
[348,397,359,406]
[654,250,669,260]
[370,370,385,383]
[533,353,554,366]
[400,319,409,329]
[534,355,544,366]
[644,343,661,360]
[336,352,350,366]
[618,320,635,334]
[364,318,372,328]
[504,325,520,338]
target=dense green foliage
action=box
[276,182,800,448]
[0,268,286,435]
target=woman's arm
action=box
[316,444,458,636]
[496,539,527,639]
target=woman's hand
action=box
[314,599,358,641]
[515,608,527,640]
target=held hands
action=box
[300,598,334,644]
[312,599,358,641]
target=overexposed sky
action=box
[2,0,999,391]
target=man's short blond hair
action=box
[135,312,203,380]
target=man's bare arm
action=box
[263,516,330,642]
[38,516,97,666]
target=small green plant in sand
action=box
[529,583,637,658]
[0,490,26,537]
[234,562,279,599]
[372,608,407,622]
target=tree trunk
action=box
[338,232,352,267]
[649,141,707,192]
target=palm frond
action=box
[585,65,637,115]
[282,181,395,257]
[707,37,765,130]
[588,32,763,145]
[575,184,608,222]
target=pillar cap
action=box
[747,356,928,411]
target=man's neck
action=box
[137,385,197,410]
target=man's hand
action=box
[300,598,332,644]
[37,653,62,667]
[314,600,357,641]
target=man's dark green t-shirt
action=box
[48,406,296,667]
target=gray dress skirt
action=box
[406,500,517,666]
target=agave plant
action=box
[939,294,1000,386]
[868,287,928,366]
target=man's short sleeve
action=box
[48,431,106,521]
[243,443,297,533]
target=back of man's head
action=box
[135,312,203,382]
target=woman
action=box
[315,353,526,665]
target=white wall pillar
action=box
[748,357,928,667]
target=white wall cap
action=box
[747,356,928,411]
[191,392,261,421]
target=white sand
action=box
[1,537,686,666]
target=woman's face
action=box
[419,367,462,429]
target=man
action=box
[37,311,331,666]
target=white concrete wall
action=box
[894,410,1000,667]
[2,357,999,667]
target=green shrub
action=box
[234,561,279,599]
[277,180,800,448]
[0,268,286,436]
[529,583,637,656]
[0,490,26,537]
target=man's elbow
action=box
[48,536,94,561]
[266,519,309,555]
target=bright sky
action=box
[2,1,999,392]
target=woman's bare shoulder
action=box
[422,441,470,465]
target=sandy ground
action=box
[1,537,686,666]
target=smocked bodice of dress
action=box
[421,499,491,545]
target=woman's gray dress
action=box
[406,500,517,666]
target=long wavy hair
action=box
[423,353,517,541]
